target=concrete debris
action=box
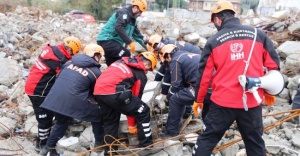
[0,5,300,156]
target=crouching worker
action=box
[40,44,105,156]
[160,44,201,137]
[93,52,159,156]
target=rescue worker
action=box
[192,1,280,155]
[147,34,202,96]
[24,37,82,152]
[147,34,202,118]
[159,44,201,136]
[93,52,159,156]
[96,0,148,66]
[39,44,104,156]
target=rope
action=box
[77,109,300,155]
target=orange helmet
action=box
[147,34,163,51]
[159,44,178,62]
[83,44,104,57]
[138,52,157,71]
[63,36,82,55]
[210,0,236,22]
[131,0,147,12]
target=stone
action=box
[164,140,183,156]
[79,125,93,148]
[0,57,20,86]
[0,117,17,135]
[24,115,38,136]
[292,133,300,148]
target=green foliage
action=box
[8,0,123,20]
[88,0,123,20]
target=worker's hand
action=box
[193,102,203,118]
[143,35,149,44]
[128,125,138,134]
[263,93,276,106]
[129,42,135,54]
[163,98,169,107]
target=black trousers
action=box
[192,102,266,156]
[28,96,54,145]
[95,92,153,152]
[292,103,300,124]
[97,40,130,66]
[46,113,104,147]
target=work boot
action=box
[93,140,103,152]
[34,138,46,152]
[40,146,59,156]
[138,146,160,156]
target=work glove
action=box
[128,42,135,54]
[263,93,276,106]
[193,102,203,118]
[128,125,138,134]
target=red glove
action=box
[263,93,276,106]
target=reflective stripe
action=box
[145,132,152,137]
[157,72,164,76]
[39,132,50,136]
[40,136,48,140]
[142,123,150,127]
[169,90,174,95]
[36,60,46,70]
[143,128,151,132]
[39,128,51,132]
[35,62,43,70]
[162,82,171,86]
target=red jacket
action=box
[25,44,72,96]
[195,18,280,109]
[94,57,147,126]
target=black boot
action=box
[40,146,59,156]
[34,138,46,152]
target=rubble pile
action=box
[0,5,300,156]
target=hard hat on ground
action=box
[210,0,236,22]
[63,36,82,55]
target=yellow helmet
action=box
[131,0,147,12]
[147,34,163,51]
[83,44,104,57]
[159,44,178,62]
[138,52,157,71]
[210,0,236,22]
[63,36,82,55]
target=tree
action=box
[88,0,123,20]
